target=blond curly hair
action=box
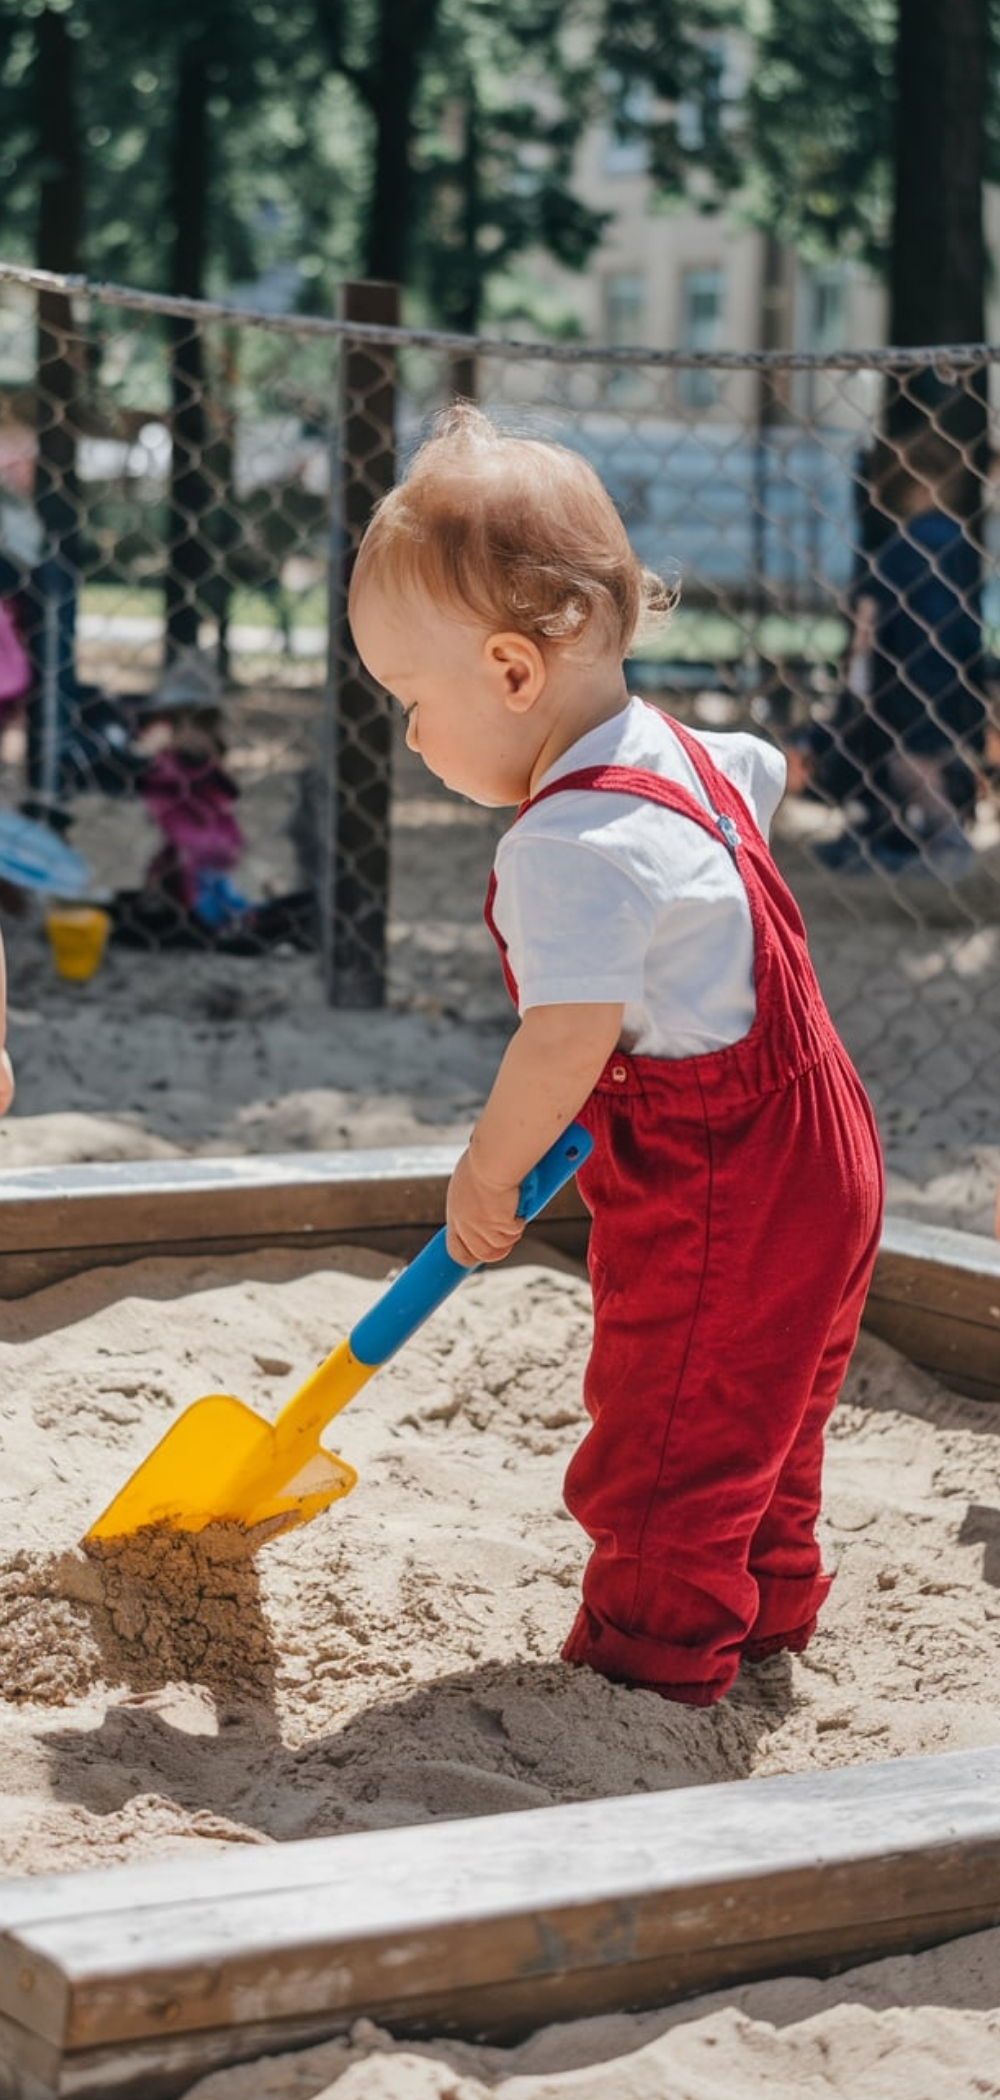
[349,402,677,658]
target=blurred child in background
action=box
[796,430,987,876]
[137,655,248,931]
[349,404,884,1708]
[111,652,316,954]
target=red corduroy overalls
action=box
[485,717,884,1705]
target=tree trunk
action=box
[884,0,988,497]
[325,281,398,1007]
[445,85,481,400]
[27,7,84,815]
[890,0,986,346]
[34,5,83,559]
[165,40,215,662]
[363,0,441,282]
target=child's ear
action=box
[483,631,547,712]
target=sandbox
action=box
[1,1160,999,2098]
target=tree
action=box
[157,3,256,657]
[416,0,610,341]
[597,0,746,198]
[312,0,445,284]
[737,2,992,529]
[712,0,995,358]
[881,0,990,585]
[32,5,85,563]
[739,0,895,272]
[623,0,993,565]
[891,2,987,350]
[78,0,321,657]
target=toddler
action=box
[349,405,884,1707]
[138,686,247,931]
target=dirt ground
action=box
[1,682,999,1221]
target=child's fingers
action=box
[446,1214,524,1267]
[444,1227,479,1267]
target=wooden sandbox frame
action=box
[1,1147,998,1401]
[0,1150,999,2099]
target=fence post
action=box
[323,280,399,1008]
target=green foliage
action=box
[8,0,996,337]
[740,0,896,267]
[627,0,1000,281]
[0,0,365,299]
[597,0,746,197]
[409,0,611,332]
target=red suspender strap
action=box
[523,765,744,859]
[487,730,763,1004]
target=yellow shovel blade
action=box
[84,1392,358,1546]
[84,1337,376,1545]
[84,1123,593,1550]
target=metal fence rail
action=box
[1,262,998,1217]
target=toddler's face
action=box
[172,712,221,762]
[350,578,536,807]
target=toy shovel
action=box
[84,1122,592,1547]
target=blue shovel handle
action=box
[349,1120,592,1369]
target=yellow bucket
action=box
[45,905,111,983]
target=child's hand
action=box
[446,1146,525,1267]
[0,1048,13,1117]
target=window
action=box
[803,264,847,352]
[604,272,646,348]
[602,78,653,176]
[679,266,724,407]
[676,34,746,150]
[602,273,651,405]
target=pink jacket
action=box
[141,750,244,909]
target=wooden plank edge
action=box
[878,1212,1000,1283]
[1,1923,1000,2100]
[860,1298,1000,1401]
[3,1153,999,1298]
[0,1147,589,1269]
[0,1148,464,1260]
[0,1221,589,1302]
[1,1746,999,2062]
[864,1215,1000,1400]
[3,1153,999,1291]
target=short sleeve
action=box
[493,833,655,1013]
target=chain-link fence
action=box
[1,261,998,1218]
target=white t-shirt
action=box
[491,699,787,1058]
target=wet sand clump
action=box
[0,1524,276,1706]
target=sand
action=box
[2,710,1000,2094]
[1,1248,1000,2093]
[5,1244,999,1863]
[176,1933,1000,2100]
